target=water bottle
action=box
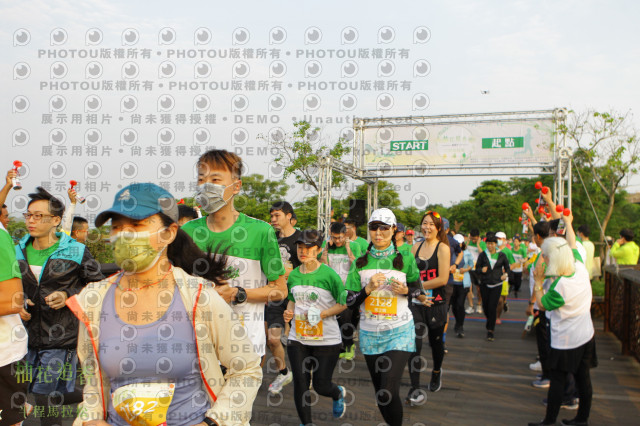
[12,160,22,190]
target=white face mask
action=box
[498,239,505,247]
[194,181,237,214]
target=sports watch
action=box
[232,286,247,305]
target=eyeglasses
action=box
[369,223,391,232]
[23,213,56,221]
[426,210,441,219]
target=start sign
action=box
[390,140,429,151]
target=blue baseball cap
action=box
[95,183,179,227]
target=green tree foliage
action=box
[234,174,289,222]
[266,121,351,192]
[560,109,640,247]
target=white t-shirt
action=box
[541,250,594,350]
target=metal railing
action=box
[604,265,640,363]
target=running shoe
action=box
[343,344,355,361]
[529,360,542,372]
[429,369,442,392]
[476,305,483,314]
[405,387,427,406]
[561,418,589,425]
[532,378,550,388]
[457,328,465,338]
[465,306,474,314]
[333,386,346,418]
[268,371,293,394]
[543,397,579,410]
[504,302,509,312]
[487,331,495,341]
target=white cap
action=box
[496,231,507,239]
[368,208,397,226]
[453,234,465,245]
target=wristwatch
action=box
[232,286,247,305]
[203,417,219,426]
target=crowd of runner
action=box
[1,149,638,425]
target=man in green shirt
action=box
[345,218,369,253]
[495,231,518,323]
[610,228,640,265]
[182,149,287,358]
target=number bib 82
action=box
[112,382,175,426]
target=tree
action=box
[265,121,351,192]
[560,109,640,251]
[238,174,289,204]
[346,180,401,211]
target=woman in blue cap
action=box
[66,183,262,426]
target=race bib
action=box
[112,382,175,426]
[453,269,464,282]
[364,289,397,320]
[295,314,324,340]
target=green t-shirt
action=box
[499,246,516,264]
[354,236,369,253]
[320,241,363,283]
[287,264,346,345]
[396,243,412,255]
[511,244,528,272]
[25,240,60,267]
[0,229,21,281]
[345,251,420,332]
[181,213,285,357]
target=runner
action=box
[394,223,412,254]
[450,234,473,338]
[510,235,528,298]
[16,187,105,424]
[283,229,348,425]
[406,229,415,246]
[181,149,287,358]
[346,208,423,426]
[319,221,362,360]
[528,213,597,426]
[466,228,486,314]
[66,183,262,425]
[475,232,510,341]
[266,201,301,394]
[407,210,450,403]
[344,217,369,253]
[495,231,517,325]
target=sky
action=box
[3,0,640,223]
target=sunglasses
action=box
[369,223,392,231]
[426,210,441,219]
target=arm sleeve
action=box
[346,287,369,309]
[72,247,105,297]
[406,279,422,299]
[60,203,76,236]
[541,278,565,311]
[610,242,623,259]
[207,293,263,425]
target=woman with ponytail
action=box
[65,183,262,426]
[406,210,451,405]
[345,208,423,426]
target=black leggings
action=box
[511,271,523,294]
[337,308,360,349]
[544,363,593,423]
[287,341,342,425]
[364,350,411,426]
[450,285,469,330]
[407,303,445,389]
[480,284,502,331]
